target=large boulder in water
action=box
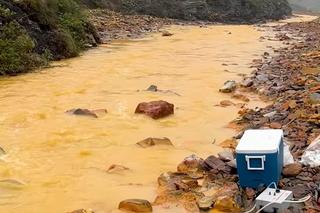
[135,100,174,119]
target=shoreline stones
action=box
[219,80,236,93]
[118,199,152,212]
[135,100,174,119]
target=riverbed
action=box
[0,15,315,213]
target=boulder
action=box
[135,100,174,119]
[118,199,152,212]
[241,78,254,87]
[282,163,302,177]
[219,80,236,93]
[136,137,173,148]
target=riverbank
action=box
[132,16,320,213]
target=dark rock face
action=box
[135,100,174,119]
[101,0,292,23]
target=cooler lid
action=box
[236,129,283,154]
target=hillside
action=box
[289,0,320,12]
[0,0,292,75]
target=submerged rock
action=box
[147,85,158,92]
[136,137,173,148]
[106,164,130,173]
[135,100,174,119]
[118,199,152,212]
[219,80,237,93]
[66,209,94,213]
[65,108,106,118]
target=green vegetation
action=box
[0,0,97,75]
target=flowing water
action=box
[0,15,315,213]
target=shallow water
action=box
[0,15,315,213]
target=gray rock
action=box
[241,78,254,87]
[219,80,237,93]
[309,93,320,104]
[263,111,277,118]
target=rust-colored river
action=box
[0,15,314,213]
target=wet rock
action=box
[118,199,152,212]
[213,196,240,212]
[218,100,235,107]
[177,154,204,177]
[106,164,130,173]
[197,196,213,210]
[136,137,173,148]
[232,92,250,102]
[204,155,231,174]
[218,151,234,162]
[241,78,254,87]
[66,108,100,118]
[283,163,302,177]
[219,138,238,150]
[219,80,237,93]
[66,209,94,213]
[135,100,174,119]
[162,31,173,37]
[146,85,158,92]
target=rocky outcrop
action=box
[95,0,292,23]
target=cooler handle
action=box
[245,155,266,170]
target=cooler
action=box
[236,129,284,188]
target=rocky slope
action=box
[84,0,292,23]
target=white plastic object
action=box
[236,129,283,154]
[301,134,320,167]
[246,155,266,170]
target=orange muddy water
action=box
[0,15,315,213]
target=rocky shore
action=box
[116,17,320,213]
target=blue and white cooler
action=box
[236,129,284,188]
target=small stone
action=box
[263,111,277,118]
[309,93,320,104]
[245,188,256,199]
[66,108,98,118]
[219,80,237,93]
[219,100,235,107]
[136,137,173,148]
[118,199,152,212]
[283,163,302,177]
[269,122,282,129]
[162,31,173,37]
[218,151,234,162]
[241,79,254,87]
[147,85,158,92]
[106,164,129,173]
[213,196,240,212]
[197,196,214,210]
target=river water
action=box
[0,15,315,213]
